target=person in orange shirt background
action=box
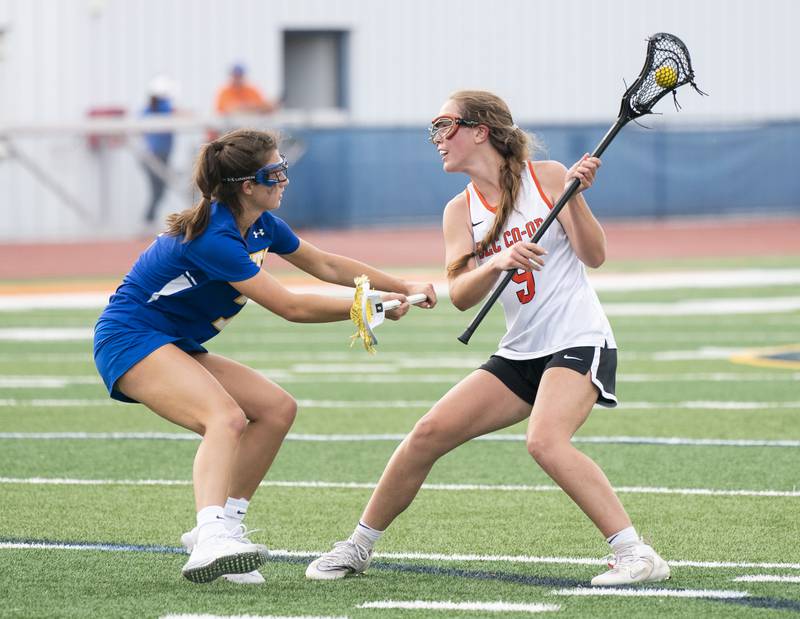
[215,63,279,115]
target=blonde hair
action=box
[446,90,540,275]
[166,128,278,241]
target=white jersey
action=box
[467,161,616,359]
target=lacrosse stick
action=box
[350,275,427,353]
[458,32,705,344]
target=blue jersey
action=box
[99,202,300,343]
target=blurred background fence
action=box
[0,0,797,241]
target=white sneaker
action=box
[181,529,268,584]
[591,541,671,586]
[306,539,373,580]
[181,526,267,584]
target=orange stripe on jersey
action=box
[527,161,554,210]
[471,182,497,213]
[464,188,471,208]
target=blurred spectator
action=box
[215,63,278,115]
[142,75,176,226]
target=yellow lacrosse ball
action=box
[655,65,678,89]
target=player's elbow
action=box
[578,240,607,269]
[269,296,307,323]
[448,288,474,312]
[582,250,606,269]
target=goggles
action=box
[427,114,479,143]
[223,154,289,187]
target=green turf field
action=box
[1,258,799,618]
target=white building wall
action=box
[0,0,797,240]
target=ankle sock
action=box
[224,497,249,529]
[606,526,639,549]
[350,520,383,550]
[196,505,226,542]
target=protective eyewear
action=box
[427,114,479,143]
[223,154,289,186]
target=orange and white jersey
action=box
[467,161,616,359]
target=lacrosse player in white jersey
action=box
[307,90,669,587]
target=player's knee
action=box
[274,395,297,431]
[208,403,248,438]
[406,416,447,458]
[526,432,558,465]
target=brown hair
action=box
[445,90,539,275]
[165,128,278,241]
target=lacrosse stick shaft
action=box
[382,293,428,311]
[457,118,627,345]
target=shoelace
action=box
[322,540,370,567]
[227,523,262,544]
[605,544,652,570]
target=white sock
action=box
[350,520,383,550]
[196,505,226,542]
[224,497,249,530]
[606,526,639,549]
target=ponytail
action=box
[165,128,278,241]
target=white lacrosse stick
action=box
[350,275,427,352]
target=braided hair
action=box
[445,91,540,275]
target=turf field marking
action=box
[2,371,798,388]
[3,432,800,448]
[2,477,798,498]
[0,328,93,341]
[551,587,748,599]
[2,268,799,311]
[602,297,800,316]
[357,600,560,613]
[733,575,800,583]
[0,348,780,364]
[162,615,347,619]
[4,540,800,571]
[1,398,798,410]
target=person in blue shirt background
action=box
[94,128,436,584]
[142,75,176,227]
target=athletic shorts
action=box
[479,344,618,408]
[93,318,207,403]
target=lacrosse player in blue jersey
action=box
[93,128,436,584]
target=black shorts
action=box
[479,344,618,408]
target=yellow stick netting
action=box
[349,274,376,353]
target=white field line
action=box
[733,575,800,583]
[357,601,559,613]
[1,371,799,389]
[4,540,800,572]
[590,269,800,291]
[0,348,784,364]
[2,297,800,343]
[3,432,800,449]
[551,587,748,599]
[161,615,348,619]
[0,398,797,411]
[2,268,799,312]
[2,476,798,498]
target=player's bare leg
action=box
[196,353,297,500]
[117,344,268,582]
[527,367,669,585]
[306,370,531,579]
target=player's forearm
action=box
[278,293,353,323]
[322,254,409,294]
[565,194,607,267]
[448,262,506,311]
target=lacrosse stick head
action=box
[349,275,386,353]
[620,32,706,121]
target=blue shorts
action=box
[93,318,207,403]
